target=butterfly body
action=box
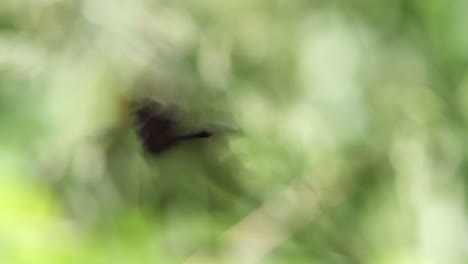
[132,100,214,155]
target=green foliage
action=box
[1,0,468,263]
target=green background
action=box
[1,0,467,263]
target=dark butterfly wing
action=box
[133,101,177,154]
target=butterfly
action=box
[132,99,219,155]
